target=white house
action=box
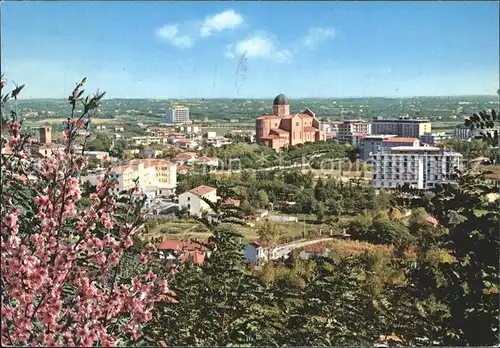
[243,241,278,264]
[178,185,217,217]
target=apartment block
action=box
[166,106,190,124]
[108,159,177,197]
[337,120,372,144]
[453,126,499,141]
[372,146,462,190]
[420,132,452,145]
[360,134,398,160]
[372,117,431,138]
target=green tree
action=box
[314,201,325,223]
[256,189,269,208]
[396,170,499,345]
[145,226,274,346]
[87,131,112,151]
[256,221,282,243]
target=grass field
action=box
[432,121,461,132]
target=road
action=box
[273,237,335,259]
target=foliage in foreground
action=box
[1,78,172,346]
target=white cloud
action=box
[200,10,243,37]
[156,25,194,48]
[302,27,335,48]
[227,35,293,62]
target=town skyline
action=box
[2,2,499,99]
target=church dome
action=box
[273,94,289,105]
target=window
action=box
[187,197,190,201]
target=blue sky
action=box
[1,1,499,99]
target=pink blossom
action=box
[138,254,148,265]
[35,195,50,206]
[1,88,162,347]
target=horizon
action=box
[11,94,500,102]
[2,2,499,99]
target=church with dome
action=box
[255,94,326,150]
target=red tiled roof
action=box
[158,240,206,265]
[144,159,175,167]
[189,185,216,196]
[177,165,192,173]
[382,137,418,143]
[257,114,280,120]
[426,216,438,226]
[158,239,200,251]
[261,135,281,139]
[270,128,289,137]
[110,164,139,174]
[180,251,205,264]
[195,156,216,163]
[222,198,240,206]
[174,152,197,160]
[304,126,318,132]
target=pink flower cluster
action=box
[1,110,170,345]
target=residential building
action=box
[244,241,278,263]
[337,120,372,144]
[381,137,420,149]
[174,152,198,165]
[222,198,241,208]
[131,136,169,146]
[351,132,369,148]
[420,132,452,145]
[360,135,398,160]
[206,131,217,139]
[84,151,109,161]
[157,239,206,265]
[206,136,232,148]
[371,117,432,138]
[255,94,327,151]
[178,185,218,217]
[108,159,177,196]
[172,138,199,149]
[141,149,164,158]
[149,126,175,136]
[453,126,499,141]
[453,127,472,140]
[166,106,190,124]
[193,156,219,167]
[372,146,462,190]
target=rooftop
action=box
[273,93,289,106]
[189,185,216,196]
[363,134,398,139]
[382,137,418,143]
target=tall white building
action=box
[166,106,190,124]
[372,146,462,190]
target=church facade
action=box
[255,94,326,151]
